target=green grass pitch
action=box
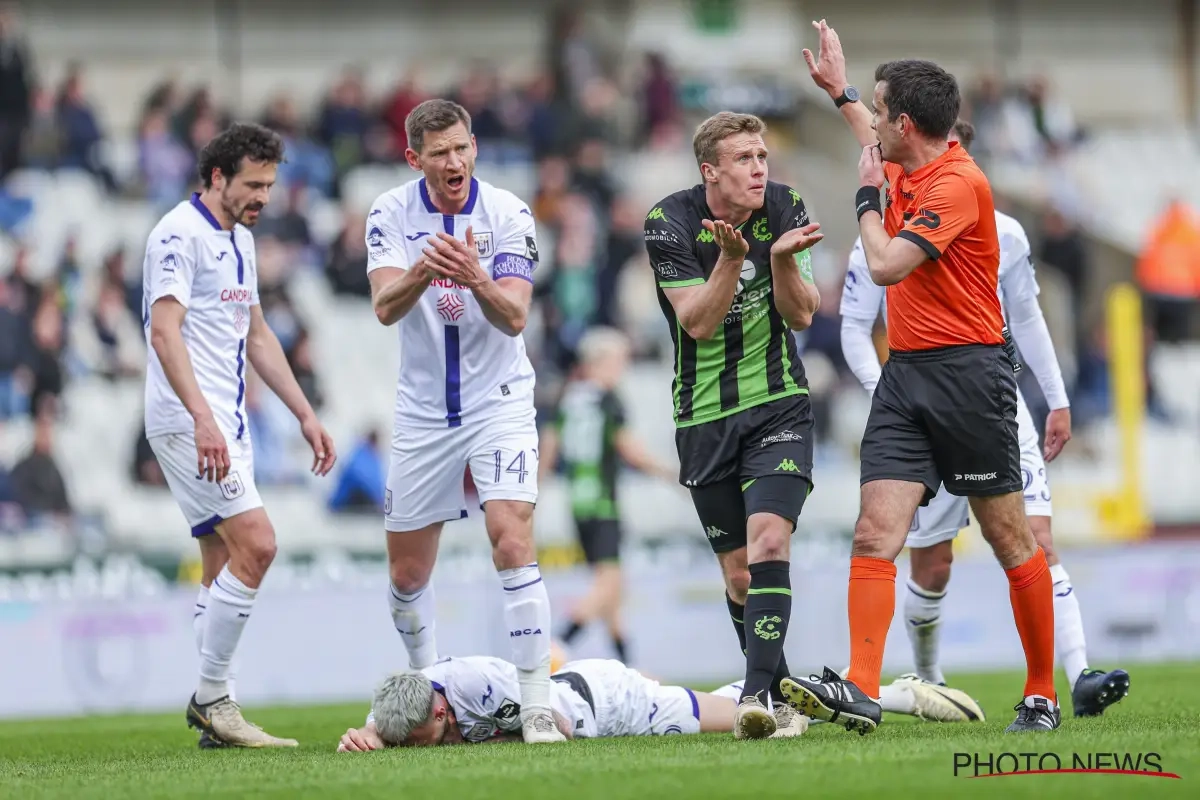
[1,663,1195,799]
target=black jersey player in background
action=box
[538,327,675,666]
[643,111,823,740]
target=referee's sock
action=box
[846,556,897,700]
[741,561,791,703]
[728,591,791,702]
[1006,547,1057,701]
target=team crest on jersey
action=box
[219,472,245,501]
[367,226,386,248]
[384,489,392,515]
[473,231,494,258]
[232,305,248,335]
[437,293,465,323]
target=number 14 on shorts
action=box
[490,449,535,484]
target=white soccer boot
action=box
[892,674,985,722]
[521,707,567,743]
[769,701,809,738]
[187,694,299,747]
[733,695,778,740]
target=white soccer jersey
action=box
[142,193,259,443]
[841,210,1035,328]
[421,656,526,743]
[366,177,539,429]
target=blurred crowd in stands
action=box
[1,1,1198,532]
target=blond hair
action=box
[692,111,767,171]
[577,326,630,366]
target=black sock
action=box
[726,593,748,656]
[742,561,792,702]
[560,620,583,644]
[612,635,628,664]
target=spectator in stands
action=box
[325,210,371,298]
[261,92,335,198]
[524,71,569,160]
[0,4,32,180]
[453,63,510,145]
[55,63,118,193]
[6,244,39,319]
[22,85,61,169]
[541,191,602,371]
[56,234,83,322]
[639,53,679,148]
[256,182,315,268]
[99,246,142,323]
[1136,196,1200,343]
[327,429,385,514]
[73,280,143,381]
[596,194,641,328]
[27,285,65,415]
[171,86,226,147]
[131,424,166,487]
[1040,207,1090,369]
[571,135,617,224]
[0,278,31,420]
[10,403,71,520]
[382,68,429,156]
[286,328,323,413]
[317,69,372,186]
[138,107,193,212]
[533,155,572,228]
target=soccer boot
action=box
[521,707,567,743]
[1004,695,1061,733]
[197,731,229,749]
[780,666,882,735]
[186,694,299,748]
[892,674,985,722]
[1071,669,1130,717]
[768,700,808,738]
[733,695,777,740]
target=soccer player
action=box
[143,123,337,748]
[365,99,562,743]
[538,327,675,665]
[840,119,1130,717]
[643,112,824,740]
[784,20,1060,734]
[336,656,758,750]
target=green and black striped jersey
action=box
[644,181,812,427]
[551,380,625,521]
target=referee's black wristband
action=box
[855,186,882,221]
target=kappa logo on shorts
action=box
[705,526,727,539]
[219,472,245,501]
[775,458,801,473]
[760,430,804,448]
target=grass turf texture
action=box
[0,663,1194,800]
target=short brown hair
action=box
[952,118,976,152]
[873,59,960,140]
[405,99,472,153]
[692,111,766,171]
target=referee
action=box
[644,111,823,740]
[782,20,1059,735]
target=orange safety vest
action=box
[1136,201,1200,298]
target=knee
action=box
[749,524,791,562]
[389,554,434,594]
[491,527,535,572]
[910,548,953,594]
[241,531,277,585]
[852,514,894,558]
[724,565,751,604]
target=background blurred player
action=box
[840,119,1130,717]
[337,656,749,750]
[643,111,823,740]
[365,99,562,743]
[143,123,337,748]
[538,327,676,665]
[787,19,1059,735]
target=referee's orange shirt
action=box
[882,142,1004,352]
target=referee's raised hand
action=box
[802,19,848,97]
[701,218,749,259]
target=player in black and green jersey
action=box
[644,111,823,741]
[538,327,675,666]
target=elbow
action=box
[506,313,527,337]
[682,320,718,341]
[373,302,398,327]
[867,264,901,287]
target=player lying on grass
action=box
[337,657,985,750]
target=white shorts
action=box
[553,659,701,738]
[149,432,263,537]
[905,388,1052,549]
[385,410,539,532]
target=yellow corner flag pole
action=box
[1097,283,1152,540]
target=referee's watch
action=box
[834,86,860,108]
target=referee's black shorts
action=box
[860,343,1021,503]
